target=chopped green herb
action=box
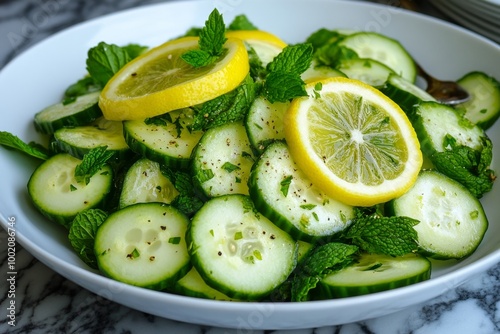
[280,175,293,197]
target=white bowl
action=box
[1,0,499,330]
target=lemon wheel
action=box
[284,77,423,207]
[99,36,249,121]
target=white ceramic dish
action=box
[1,0,500,330]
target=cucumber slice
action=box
[313,252,431,299]
[119,158,179,209]
[335,58,395,87]
[245,96,288,153]
[51,117,130,159]
[380,73,435,117]
[248,141,355,242]
[191,121,255,197]
[337,31,417,82]
[123,108,204,170]
[174,267,236,301]
[456,71,500,129]
[95,202,191,290]
[387,170,488,259]
[187,194,297,300]
[34,91,102,134]
[301,60,347,82]
[27,153,113,228]
[413,101,487,157]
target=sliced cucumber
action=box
[119,158,179,209]
[248,141,355,242]
[387,170,488,259]
[380,73,435,117]
[51,117,130,159]
[191,121,255,197]
[335,58,395,87]
[413,101,487,156]
[34,91,102,134]
[95,202,191,290]
[123,108,204,170]
[312,252,431,299]
[245,96,288,154]
[27,153,113,228]
[337,32,417,82]
[187,194,297,300]
[301,60,347,82]
[174,267,236,301]
[456,71,500,129]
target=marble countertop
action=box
[1,0,500,333]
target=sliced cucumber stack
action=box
[301,60,346,82]
[337,31,417,83]
[387,170,488,259]
[174,267,236,301]
[34,91,102,134]
[335,58,395,87]
[380,73,435,117]
[455,71,500,129]
[51,117,130,159]
[248,141,355,242]
[313,252,431,298]
[245,96,288,154]
[118,158,179,209]
[95,202,191,290]
[413,101,487,156]
[27,153,113,228]
[123,108,204,170]
[187,194,297,300]
[191,121,255,197]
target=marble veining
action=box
[1,0,500,333]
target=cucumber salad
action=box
[0,9,498,302]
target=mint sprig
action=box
[86,42,131,87]
[263,43,313,103]
[75,146,114,185]
[0,131,49,160]
[343,215,420,257]
[182,9,227,68]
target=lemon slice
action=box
[99,36,249,121]
[284,77,423,207]
[225,30,287,66]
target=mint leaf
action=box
[182,9,226,68]
[260,44,313,103]
[64,76,101,99]
[315,44,358,67]
[291,242,358,301]
[305,28,343,50]
[122,43,148,59]
[343,216,419,257]
[432,136,495,198]
[264,71,308,103]
[222,162,241,173]
[247,47,268,83]
[199,9,226,55]
[0,131,49,160]
[86,42,131,86]
[75,146,114,185]
[267,44,313,75]
[191,75,257,130]
[227,15,258,31]
[280,175,293,197]
[161,167,204,217]
[181,49,218,68]
[68,209,108,269]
